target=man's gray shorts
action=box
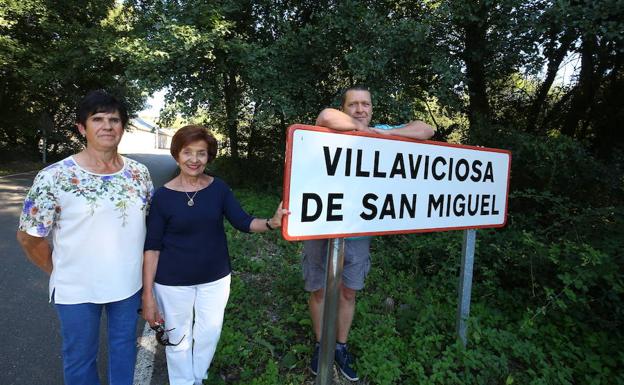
[302,238,372,292]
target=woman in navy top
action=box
[142,125,286,385]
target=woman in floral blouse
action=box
[16,90,153,385]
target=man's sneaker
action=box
[335,343,359,381]
[310,343,320,375]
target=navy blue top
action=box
[144,177,254,286]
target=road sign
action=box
[282,124,511,241]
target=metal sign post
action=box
[39,112,53,165]
[456,229,476,346]
[315,238,345,385]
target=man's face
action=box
[341,90,372,127]
[77,110,124,151]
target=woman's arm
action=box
[141,250,161,326]
[249,201,289,233]
[16,231,53,274]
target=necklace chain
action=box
[182,180,201,207]
[185,189,199,206]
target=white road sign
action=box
[282,125,511,241]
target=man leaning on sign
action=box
[303,85,435,381]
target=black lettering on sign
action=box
[373,151,386,178]
[483,162,494,182]
[492,195,500,215]
[428,194,444,217]
[400,194,417,218]
[302,193,322,222]
[426,193,502,217]
[432,156,446,180]
[323,146,341,176]
[360,193,378,220]
[389,153,406,178]
[456,158,469,181]
[379,194,396,219]
[327,193,343,221]
[480,194,490,215]
[356,149,370,177]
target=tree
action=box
[0,0,144,160]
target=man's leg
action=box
[55,301,102,385]
[334,284,360,381]
[106,290,141,385]
[337,285,356,343]
[302,239,327,374]
[309,288,324,342]
[333,238,370,382]
[308,288,323,375]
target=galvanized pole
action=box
[39,112,52,165]
[456,229,476,346]
[42,136,47,164]
[315,238,345,385]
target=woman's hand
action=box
[268,201,289,229]
[141,294,162,327]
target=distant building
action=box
[118,117,175,154]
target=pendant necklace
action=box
[185,189,199,206]
[184,182,200,207]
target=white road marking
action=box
[134,323,157,385]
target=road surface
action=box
[0,153,175,385]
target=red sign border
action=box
[281,124,512,241]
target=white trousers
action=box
[154,274,231,385]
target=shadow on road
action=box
[0,152,176,385]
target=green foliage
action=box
[202,181,623,384]
[0,0,145,160]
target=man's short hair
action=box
[76,90,129,127]
[340,85,371,108]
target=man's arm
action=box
[16,231,53,274]
[315,108,372,132]
[372,120,435,140]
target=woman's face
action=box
[177,140,209,178]
[77,111,124,151]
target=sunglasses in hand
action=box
[138,308,185,347]
[151,323,185,346]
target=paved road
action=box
[0,153,175,385]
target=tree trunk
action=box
[461,1,491,139]
[561,34,598,137]
[224,69,240,159]
[247,101,260,161]
[526,29,575,133]
[594,48,623,158]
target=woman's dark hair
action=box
[170,125,218,163]
[76,90,129,126]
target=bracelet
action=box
[265,219,275,231]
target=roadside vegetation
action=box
[207,161,623,385]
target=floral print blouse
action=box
[19,156,153,304]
